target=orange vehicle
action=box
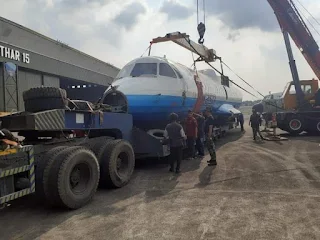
[253,0,320,135]
[282,78,319,110]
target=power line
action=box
[220,61,265,98]
[205,61,258,98]
[293,0,320,39]
[184,34,263,98]
[295,0,320,28]
[182,35,260,98]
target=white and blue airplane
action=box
[103,55,243,130]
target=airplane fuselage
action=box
[103,56,243,130]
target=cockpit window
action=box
[159,63,177,78]
[131,63,157,77]
[115,63,134,79]
[171,65,183,78]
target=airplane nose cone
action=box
[252,102,264,113]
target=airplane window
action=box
[170,65,183,78]
[116,63,134,79]
[131,63,157,77]
[159,63,177,78]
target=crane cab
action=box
[282,79,319,110]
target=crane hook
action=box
[197,22,206,44]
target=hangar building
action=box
[0,17,120,113]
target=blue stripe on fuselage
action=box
[125,94,241,128]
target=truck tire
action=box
[147,129,165,139]
[46,146,100,209]
[99,140,135,188]
[286,115,304,135]
[36,146,69,201]
[79,137,113,156]
[24,98,68,113]
[316,121,320,133]
[23,87,67,101]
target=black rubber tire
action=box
[316,121,320,133]
[24,98,68,112]
[285,115,304,135]
[36,146,69,201]
[23,87,67,101]
[46,146,100,209]
[147,129,165,139]
[99,140,135,188]
[79,137,113,157]
[42,146,71,205]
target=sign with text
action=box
[0,45,30,64]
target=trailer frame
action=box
[0,145,35,205]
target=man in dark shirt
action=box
[164,113,187,173]
[204,110,217,166]
[185,110,198,159]
[249,110,263,140]
[238,113,244,131]
[193,111,205,157]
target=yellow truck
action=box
[253,79,320,134]
[256,79,319,114]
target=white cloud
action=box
[0,0,319,100]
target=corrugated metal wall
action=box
[0,62,61,112]
[17,70,60,111]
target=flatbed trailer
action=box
[0,86,238,209]
[0,99,168,209]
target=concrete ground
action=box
[1,125,320,240]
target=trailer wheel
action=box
[99,140,135,188]
[42,147,74,205]
[316,121,320,132]
[36,146,69,201]
[46,146,100,209]
[286,116,304,134]
[80,137,113,157]
[23,87,67,101]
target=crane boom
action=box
[267,0,320,80]
[149,32,217,62]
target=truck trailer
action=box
[0,86,172,210]
[0,85,237,210]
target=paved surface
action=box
[1,126,320,240]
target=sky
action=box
[0,0,319,100]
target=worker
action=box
[249,109,263,140]
[185,110,198,159]
[204,109,217,166]
[238,113,244,131]
[193,111,205,157]
[163,112,187,173]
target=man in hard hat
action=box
[163,112,187,173]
